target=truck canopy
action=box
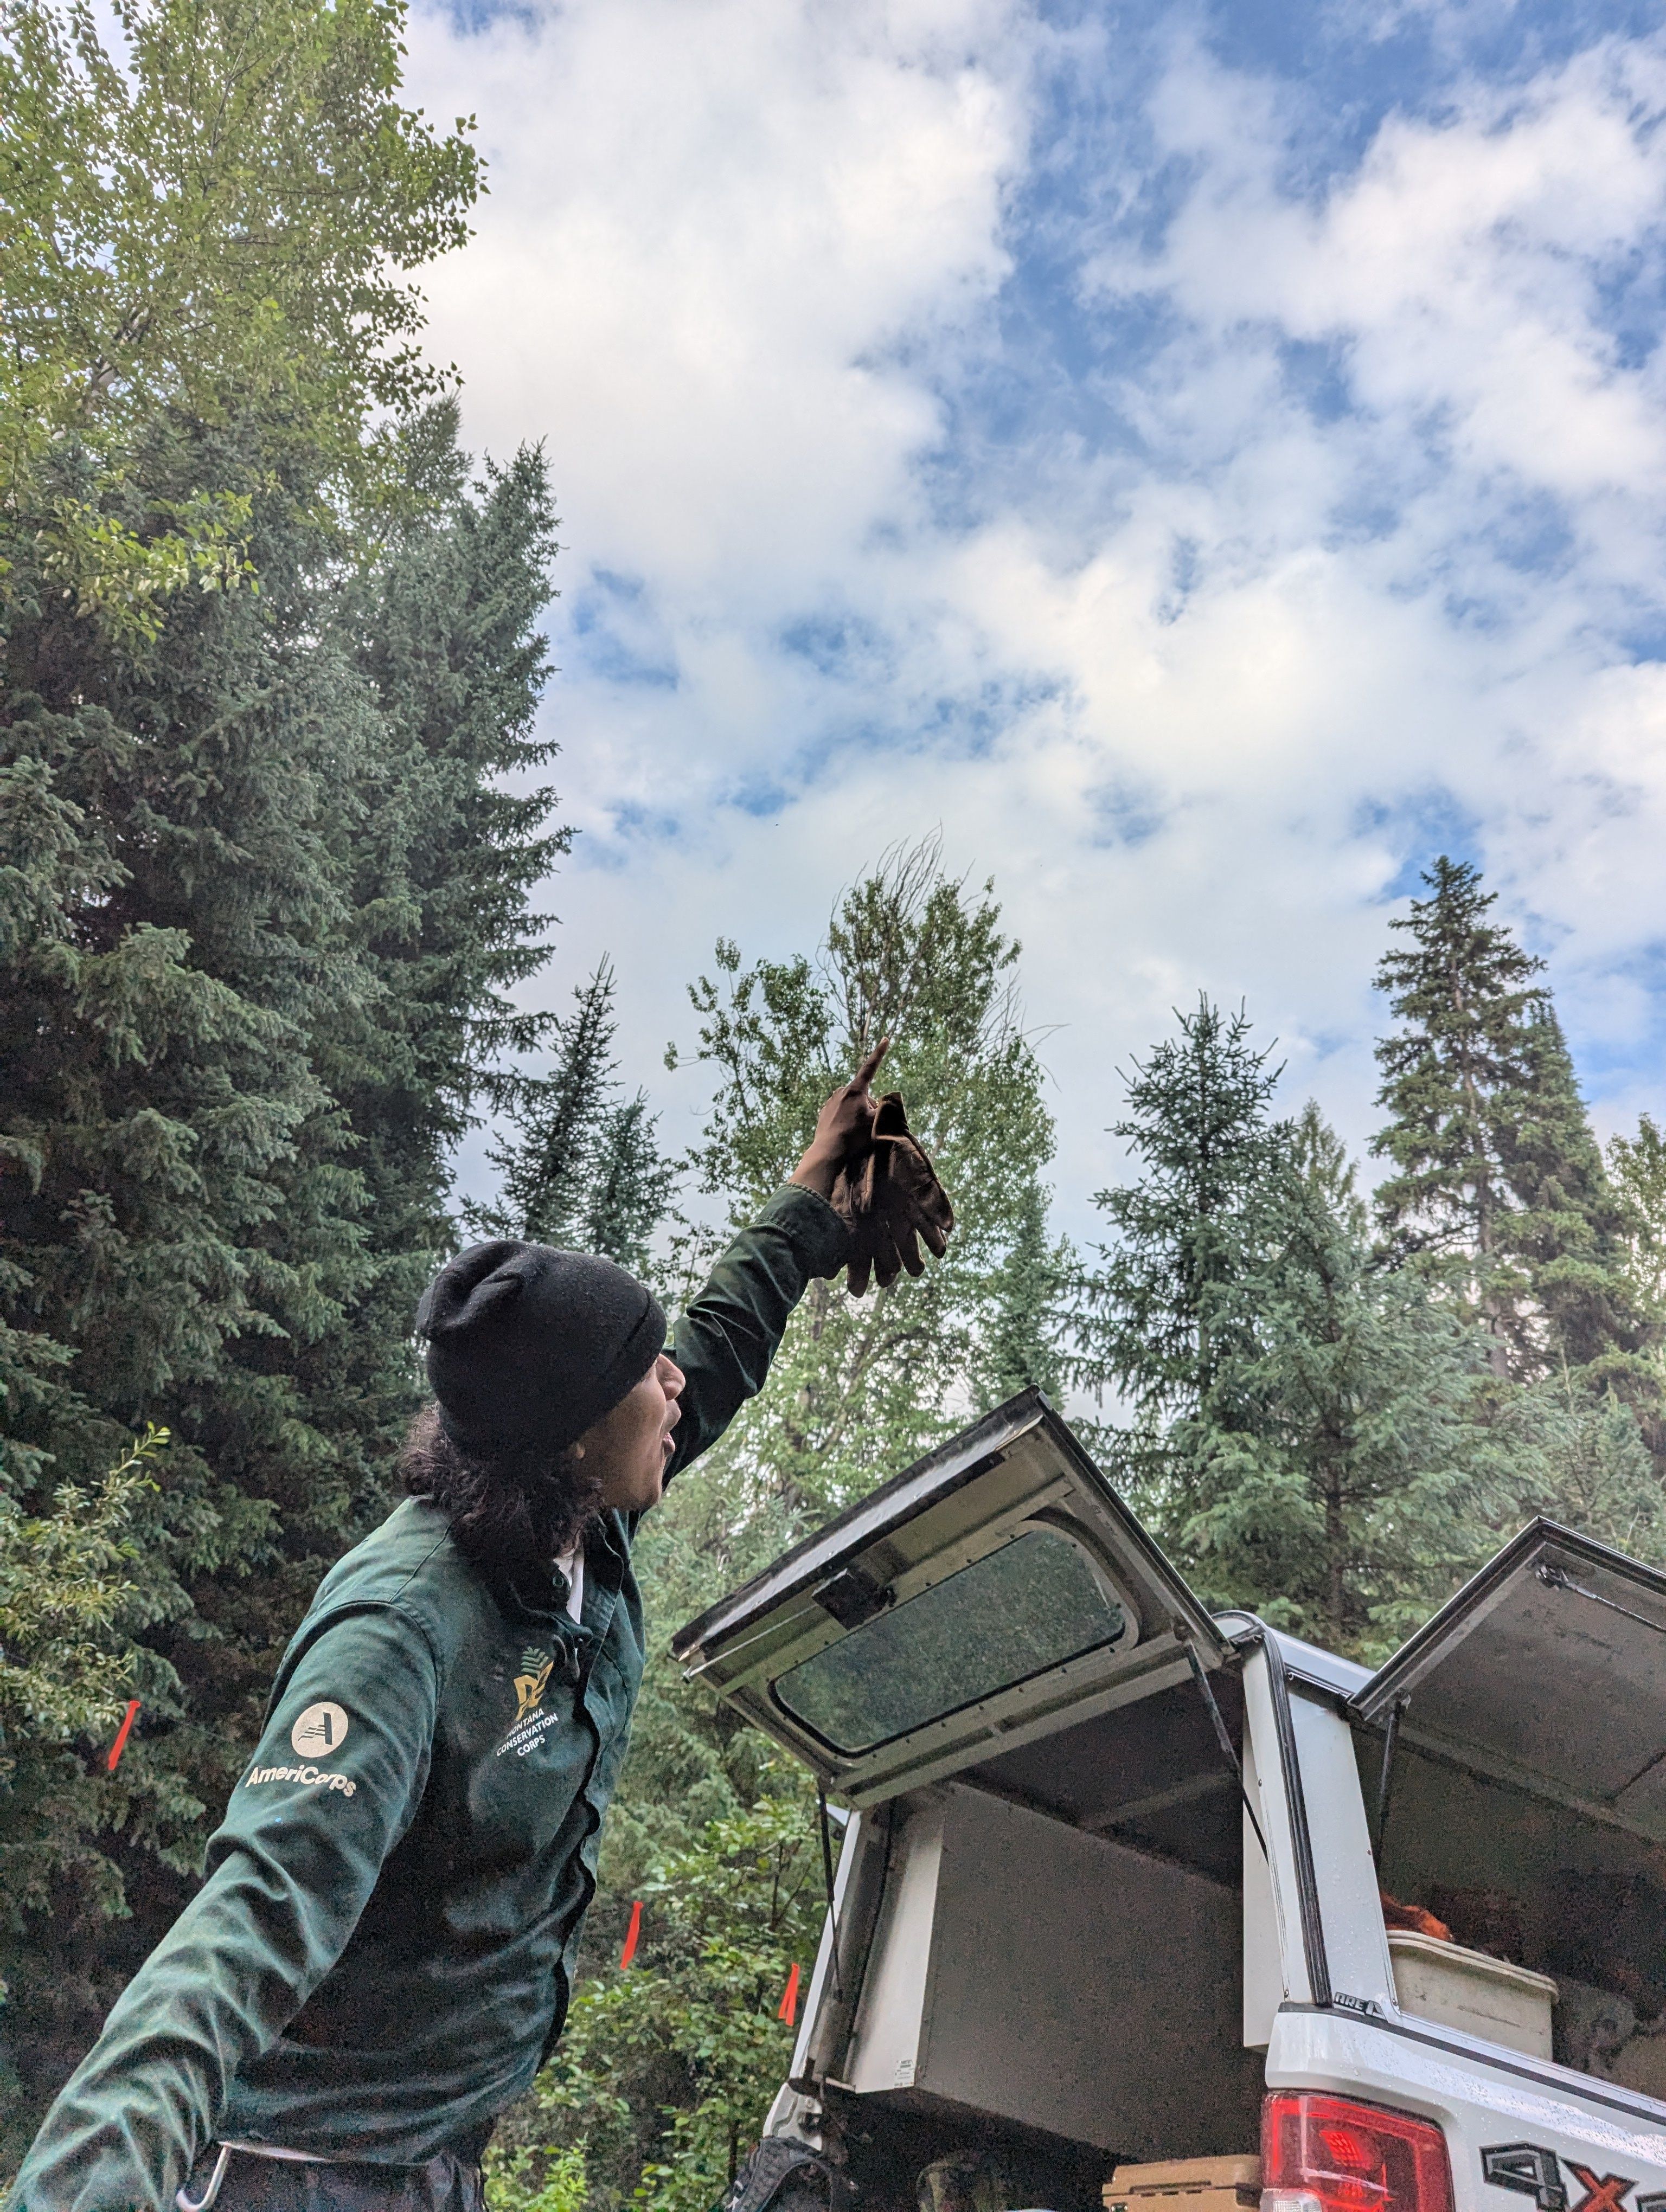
[1350,1517,1666,1837]
[670,1388,1230,1806]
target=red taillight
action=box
[1262,2093,1454,2212]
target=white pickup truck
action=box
[671,1390,1666,2212]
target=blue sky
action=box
[408,0,1666,1236]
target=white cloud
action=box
[412,0,1022,600]
[409,0,1666,1236]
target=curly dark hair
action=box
[399,1403,605,1580]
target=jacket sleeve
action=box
[663,1184,848,1484]
[7,1605,440,2212]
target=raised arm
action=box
[8,1607,439,2212]
[662,1044,888,1481]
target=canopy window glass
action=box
[772,1525,1129,1755]
[672,1391,1229,1805]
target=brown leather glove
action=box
[830,1092,955,1297]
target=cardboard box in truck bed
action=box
[1105,2155,1262,2212]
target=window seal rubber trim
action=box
[1247,1626,1331,2007]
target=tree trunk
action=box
[1324,1463,1347,1650]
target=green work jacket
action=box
[10,1187,846,2212]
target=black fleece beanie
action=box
[414,1239,667,1457]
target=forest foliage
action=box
[0,0,561,2152]
[6,0,1666,2201]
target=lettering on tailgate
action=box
[1483,2146,1651,2212]
[1483,2146,1570,2212]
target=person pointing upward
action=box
[11,1043,949,2212]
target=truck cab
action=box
[672,1390,1666,2212]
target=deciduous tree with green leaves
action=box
[662,836,1062,1533]
[488,1790,825,2212]
[502,841,1066,2199]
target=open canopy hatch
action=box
[671,1388,1228,1806]
[1350,1518,1666,1835]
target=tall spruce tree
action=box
[478,959,676,1278]
[1371,857,1649,1383]
[336,404,572,1283]
[1,421,567,2147]
[1372,857,1542,1367]
[1068,997,1284,1517]
[0,0,566,2149]
[1179,1105,1509,1657]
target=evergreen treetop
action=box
[478,957,676,1280]
[1071,995,1284,1427]
[1372,855,1651,1385]
[1372,856,1542,1287]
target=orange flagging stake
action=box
[619,1899,643,1969]
[777,1962,800,2025]
[107,1700,141,1773]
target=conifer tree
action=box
[0,0,563,2139]
[1498,1005,1651,1377]
[584,1095,676,1281]
[478,959,676,1278]
[1609,1115,1666,1324]
[336,406,571,1288]
[1069,996,1284,1435]
[1372,858,1541,1364]
[977,1175,1070,1404]
[1,413,567,2137]
[1180,1105,1508,1656]
[1372,857,1650,1384]
[1505,1365,1666,1561]
[1070,1008,1507,1647]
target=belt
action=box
[178,2143,328,2211]
[176,2141,482,2212]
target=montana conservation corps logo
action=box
[497,1645,564,1759]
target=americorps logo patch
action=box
[291,1701,350,1756]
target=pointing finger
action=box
[852,1036,890,1093]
